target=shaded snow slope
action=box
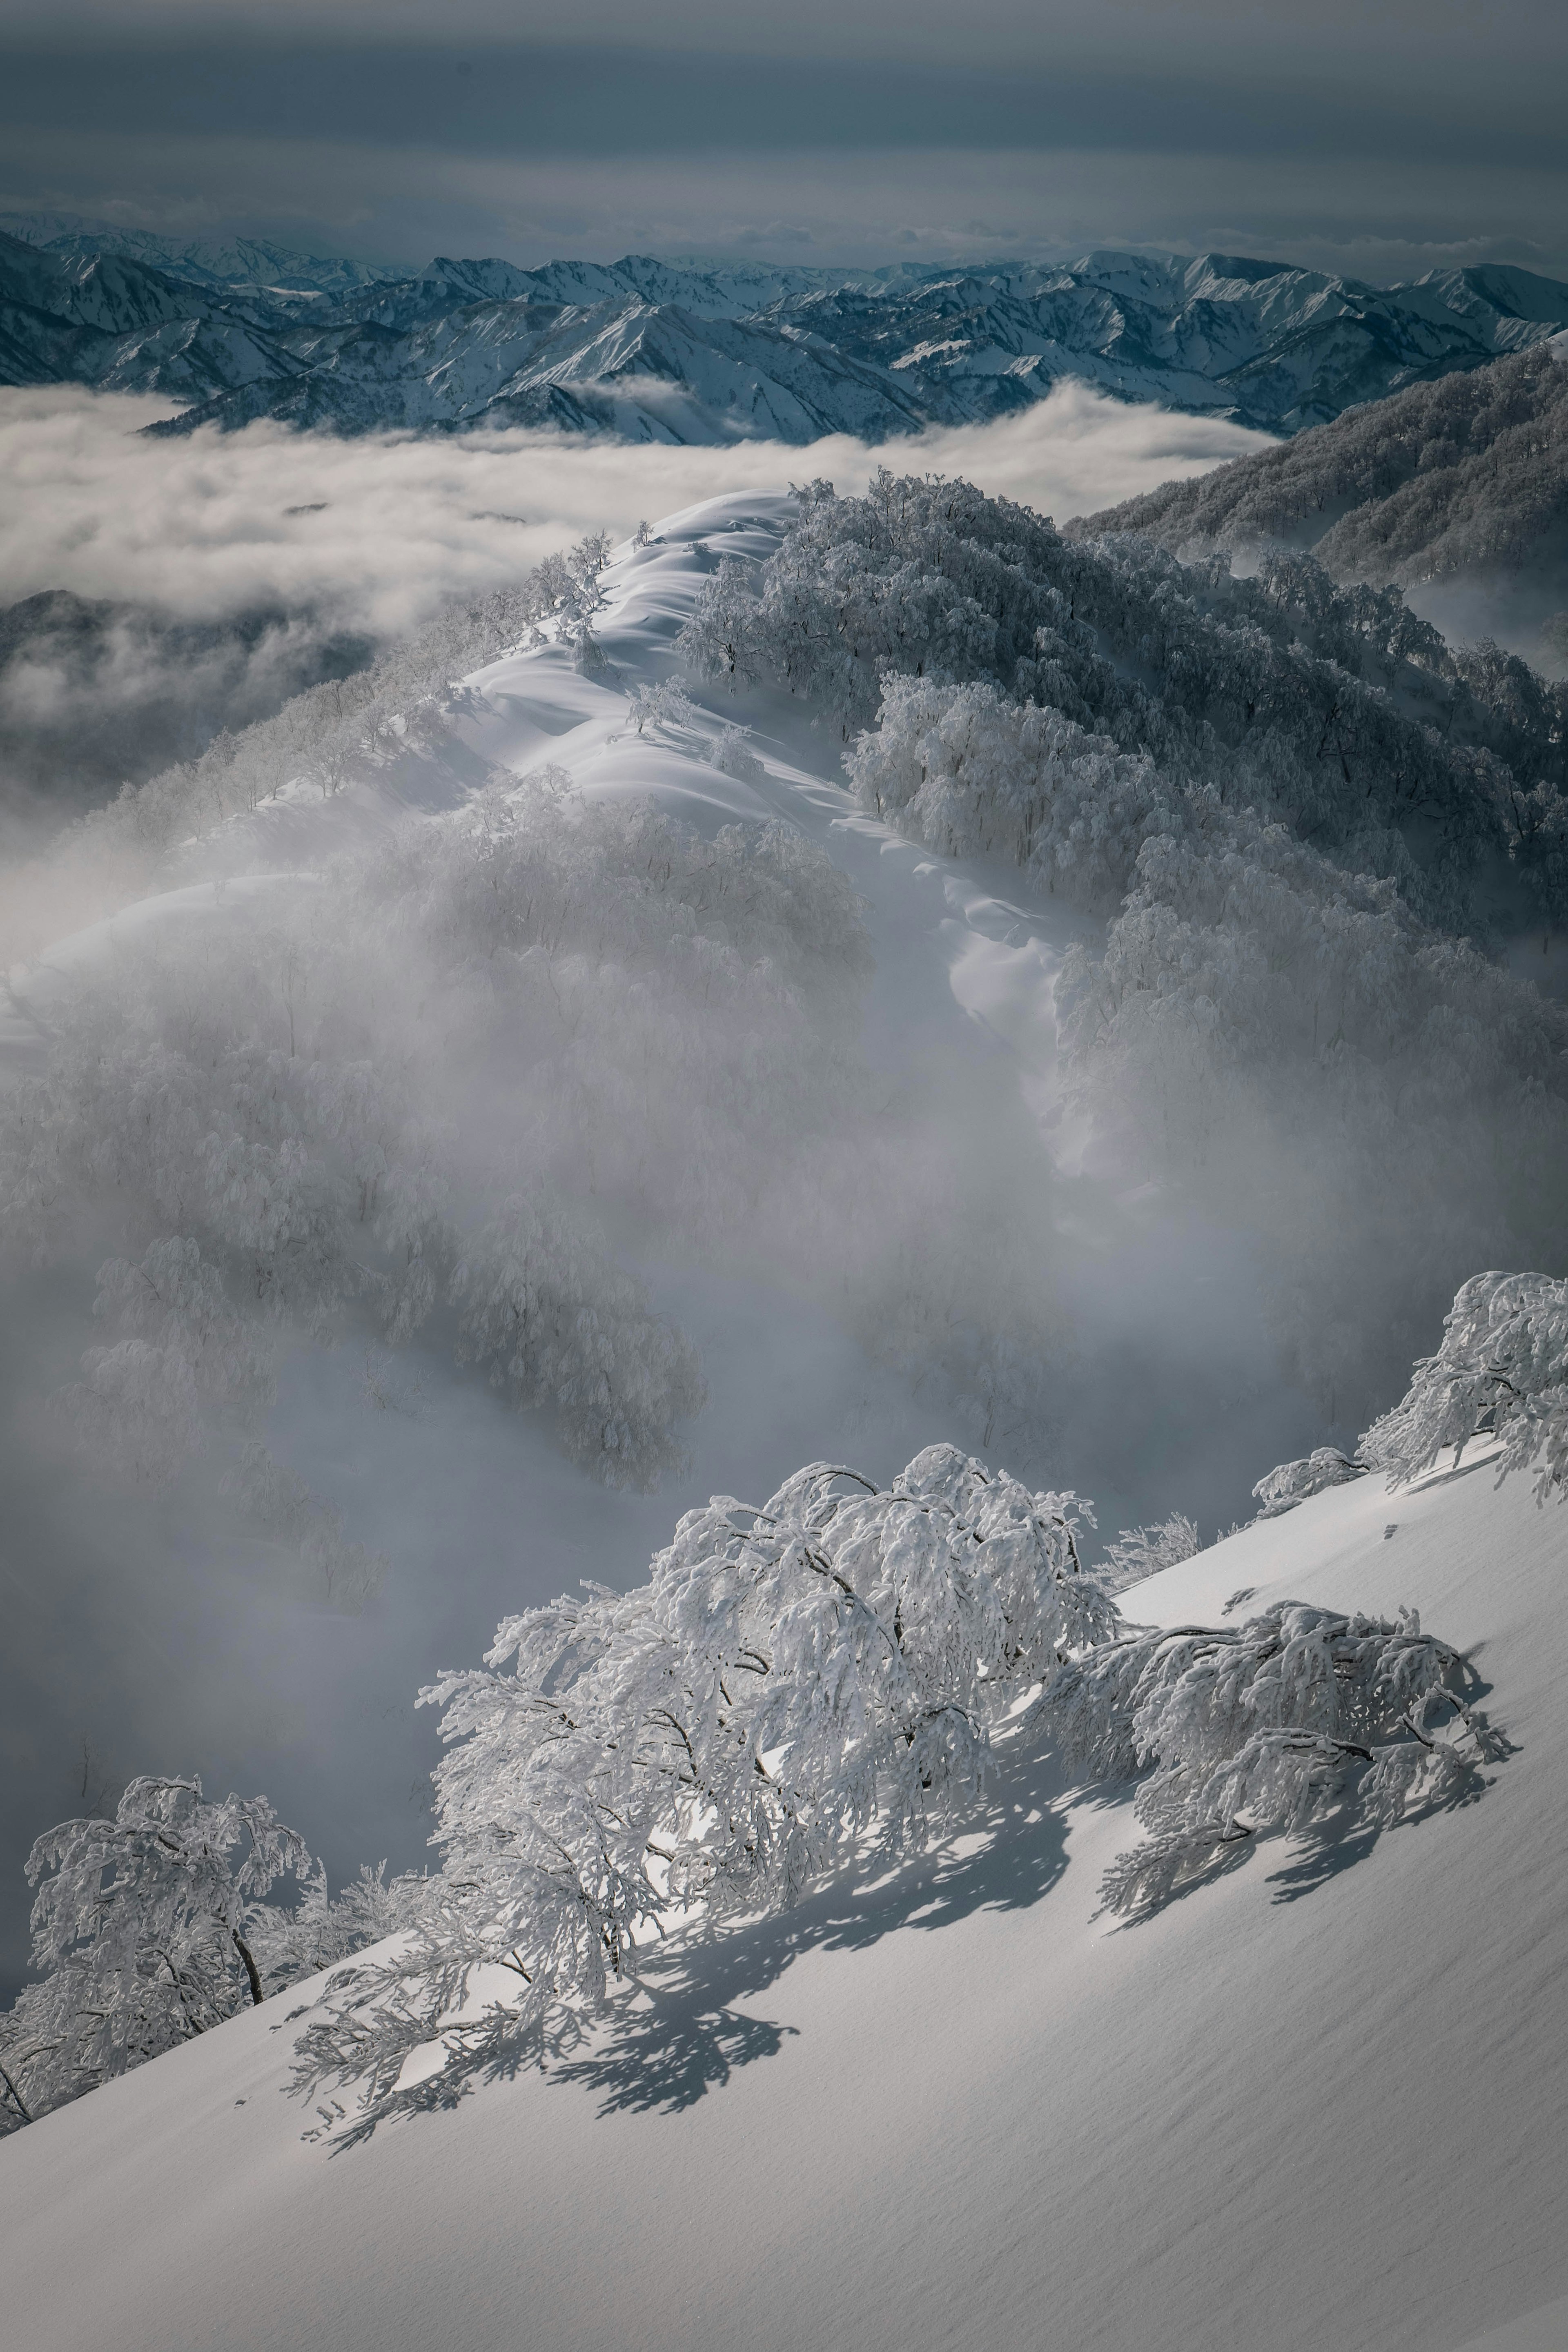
[2,1451,1562,2352]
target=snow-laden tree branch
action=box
[0,1779,307,2127]
[1361,1270,1568,1500]
[1032,1599,1486,1916]
[1098,1513,1201,1591]
[289,1445,1107,2138]
[1252,1449,1365,1519]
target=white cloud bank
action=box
[0,383,1272,637]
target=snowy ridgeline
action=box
[8,1248,1554,2144]
[13,471,1567,1481]
[679,472,1568,1416]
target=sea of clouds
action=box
[0,380,1270,629]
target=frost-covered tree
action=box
[0,1799,430,2133]
[849,673,1169,911]
[1033,1599,1483,1915]
[625,678,697,736]
[1361,1270,1568,1500]
[0,1779,307,2127]
[1098,1513,1200,1592]
[249,1861,427,1994]
[678,466,1568,937]
[290,1428,1490,2139]
[1252,1448,1365,1519]
[705,721,764,782]
[290,1445,1109,2134]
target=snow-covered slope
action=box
[1,1446,1562,2352]
[7,225,1568,440]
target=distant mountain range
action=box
[4,216,1568,443]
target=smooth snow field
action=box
[2,1455,1564,2352]
[2,500,1564,2352]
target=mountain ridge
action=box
[1070,341,1568,657]
[5,219,1568,443]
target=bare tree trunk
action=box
[232,1931,264,2007]
[0,2059,32,2125]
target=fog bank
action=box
[0,383,1272,631]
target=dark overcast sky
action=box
[2,0,1565,278]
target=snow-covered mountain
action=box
[5,220,1568,441]
[1076,339,1568,576]
[2,489,1566,2350]
[1073,339,1568,660]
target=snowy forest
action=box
[682,471,1568,1413]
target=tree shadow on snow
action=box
[1086,1658,1514,1929]
[309,1684,1510,2137]
[546,1736,1075,2118]
[1263,1685,1516,1908]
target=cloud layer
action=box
[0,384,1272,635]
[3,5,1564,278]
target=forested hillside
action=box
[1074,344,1568,640]
[682,473,1568,1412]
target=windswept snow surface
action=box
[1,1452,1563,2352]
